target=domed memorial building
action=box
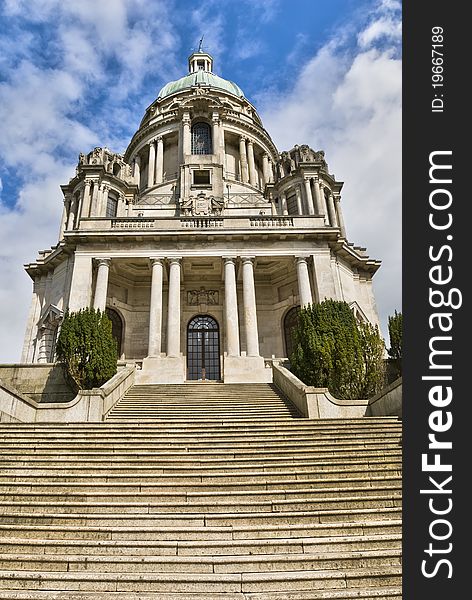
[22,50,381,384]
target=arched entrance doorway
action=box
[187,315,220,381]
[283,305,300,359]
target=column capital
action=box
[84,179,92,187]
[167,256,182,265]
[246,138,254,146]
[239,135,247,142]
[240,256,255,264]
[149,256,165,267]
[149,138,157,146]
[156,135,163,143]
[134,154,141,164]
[294,255,310,264]
[223,256,238,264]
[94,257,111,267]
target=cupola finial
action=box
[198,35,204,53]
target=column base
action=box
[137,355,185,384]
[223,355,272,384]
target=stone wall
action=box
[0,364,75,404]
[365,377,402,418]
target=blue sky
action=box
[0,0,401,361]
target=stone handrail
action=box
[366,376,402,417]
[272,362,368,419]
[0,365,136,423]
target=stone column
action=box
[241,257,260,357]
[90,180,100,216]
[267,158,274,183]
[221,127,226,176]
[182,112,191,156]
[281,192,288,215]
[327,191,338,227]
[313,177,323,215]
[212,113,220,158]
[296,256,313,307]
[133,155,141,186]
[319,182,329,223]
[247,139,257,187]
[239,136,249,183]
[75,186,85,226]
[295,186,303,215]
[166,257,181,357]
[155,136,164,184]
[93,258,111,311]
[100,184,110,216]
[304,178,315,215]
[69,193,79,230]
[262,153,270,186]
[147,139,156,188]
[59,196,70,238]
[224,257,240,357]
[334,195,347,237]
[148,257,164,357]
[81,180,92,218]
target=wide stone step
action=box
[0,441,402,458]
[0,493,402,516]
[0,451,401,470]
[0,417,400,429]
[0,467,401,486]
[0,438,402,450]
[0,548,402,573]
[0,475,401,495]
[0,507,402,527]
[0,587,403,599]
[0,566,402,592]
[0,423,401,443]
[0,533,401,556]
[0,484,401,504]
[0,520,402,541]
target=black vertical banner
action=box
[403,2,469,598]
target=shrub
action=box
[55,308,117,390]
[387,310,402,376]
[290,299,385,399]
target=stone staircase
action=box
[0,382,402,599]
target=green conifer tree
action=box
[387,310,402,376]
[56,308,117,390]
[290,300,385,399]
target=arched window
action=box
[106,307,123,357]
[105,193,118,218]
[283,306,300,359]
[187,315,220,380]
[191,122,212,155]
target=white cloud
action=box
[259,2,402,341]
[0,0,179,362]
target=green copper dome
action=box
[158,70,245,100]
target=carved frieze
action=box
[180,192,224,217]
[187,288,219,306]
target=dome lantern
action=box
[188,51,213,74]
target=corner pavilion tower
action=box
[21,50,381,384]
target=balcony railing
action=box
[250,216,294,227]
[88,214,322,233]
[180,217,224,228]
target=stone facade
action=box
[21,51,381,383]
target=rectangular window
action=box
[193,170,211,185]
[106,196,118,218]
[286,193,299,215]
